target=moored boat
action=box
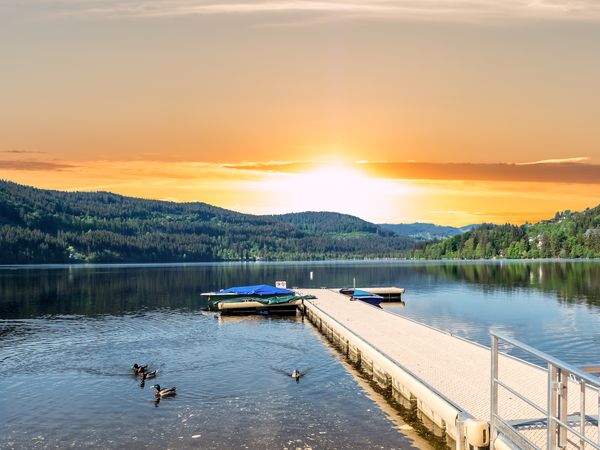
[201,284,315,314]
[339,286,404,302]
[339,288,384,307]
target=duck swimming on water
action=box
[291,369,302,383]
[140,370,157,381]
[132,364,148,375]
[153,384,176,398]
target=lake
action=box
[1,260,599,448]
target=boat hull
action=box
[217,299,303,315]
[356,296,383,307]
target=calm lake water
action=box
[1,260,600,448]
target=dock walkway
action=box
[300,289,599,450]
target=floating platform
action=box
[356,286,405,301]
[212,298,303,315]
[298,289,600,450]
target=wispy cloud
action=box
[361,160,600,184]
[0,159,75,171]
[4,156,597,188]
[0,158,263,181]
[18,0,600,21]
[1,149,46,155]
[515,156,589,165]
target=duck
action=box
[132,363,148,375]
[291,369,302,383]
[153,384,176,398]
[140,370,157,381]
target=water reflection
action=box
[406,260,600,309]
[1,261,599,448]
[2,260,600,319]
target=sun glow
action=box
[258,163,405,221]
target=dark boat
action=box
[339,288,384,307]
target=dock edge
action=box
[302,298,490,450]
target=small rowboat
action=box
[339,288,384,307]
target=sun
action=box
[266,162,397,221]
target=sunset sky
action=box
[1,1,600,225]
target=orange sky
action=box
[1,1,600,225]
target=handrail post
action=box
[491,334,499,450]
[558,368,568,449]
[548,363,558,450]
[579,380,585,450]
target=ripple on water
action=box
[0,310,415,449]
[4,261,598,448]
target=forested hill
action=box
[409,208,600,259]
[266,211,389,236]
[0,180,413,263]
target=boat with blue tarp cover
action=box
[201,284,315,314]
[216,284,295,297]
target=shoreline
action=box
[1,257,600,270]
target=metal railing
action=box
[491,332,600,450]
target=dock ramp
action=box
[299,289,599,450]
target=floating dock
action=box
[356,286,405,301]
[213,298,303,314]
[299,289,600,450]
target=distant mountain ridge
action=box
[0,180,413,263]
[379,222,477,240]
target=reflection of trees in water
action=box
[0,264,364,318]
[0,263,425,318]
[413,261,600,308]
[2,261,600,318]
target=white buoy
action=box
[310,271,313,280]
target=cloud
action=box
[227,159,600,184]
[1,149,46,154]
[0,160,75,171]
[362,161,600,184]
[515,157,589,165]
[22,0,600,21]
[0,158,268,184]
[224,160,314,173]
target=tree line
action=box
[3,179,600,264]
[409,209,600,259]
[0,180,413,263]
